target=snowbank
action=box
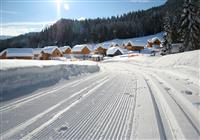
[0,60,97,70]
[153,50,200,68]
[104,50,200,69]
[0,60,100,97]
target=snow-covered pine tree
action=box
[179,0,200,51]
[161,12,172,55]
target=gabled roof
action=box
[109,42,120,48]
[72,44,91,52]
[124,40,134,46]
[148,37,161,43]
[42,46,61,54]
[60,46,71,52]
[3,48,34,57]
[106,47,124,55]
[95,44,107,50]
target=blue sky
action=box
[1,0,166,36]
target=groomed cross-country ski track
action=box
[0,60,199,140]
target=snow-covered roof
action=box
[33,48,42,55]
[106,47,124,55]
[124,40,134,46]
[3,48,34,57]
[0,49,6,56]
[42,46,61,54]
[60,46,71,52]
[109,42,121,47]
[149,37,161,43]
[103,43,111,49]
[72,44,91,52]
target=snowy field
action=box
[0,50,199,140]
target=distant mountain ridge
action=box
[0,0,184,52]
[0,35,13,40]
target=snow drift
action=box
[153,50,200,68]
[0,60,100,100]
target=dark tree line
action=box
[0,0,184,51]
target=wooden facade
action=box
[60,46,72,55]
[124,41,144,51]
[94,46,107,56]
[40,48,63,60]
[72,46,91,54]
[147,38,161,48]
[63,48,71,54]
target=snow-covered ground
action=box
[0,60,99,99]
[0,50,199,140]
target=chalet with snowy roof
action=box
[0,48,34,59]
[60,46,71,55]
[123,41,144,51]
[94,44,107,56]
[147,37,161,48]
[40,46,63,60]
[109,42,120,48]
[106,47,124,57]
[72,44,91,54]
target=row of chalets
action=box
[0,37,162,60]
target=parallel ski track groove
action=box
[33,75,117,139]
[0,71,107,112]
[64,77,118,139]
[65,75,124,139]
[151,74,200,135]
[90,76,129,139]
[144,76,167,140]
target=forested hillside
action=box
[0,0,184,51]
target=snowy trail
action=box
[0,59,199,140]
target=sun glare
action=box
[64,3,70,11]
[56,0,62,19]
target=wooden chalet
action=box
[106,47,124,57]
[72,44,91,54]
[60,46,71,55]
[40,46,63,60]
[124,41,144,51]
[0,48,34,59]
[94,44,107,56]
[147,37,161,48]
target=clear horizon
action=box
[1,0,166,36]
